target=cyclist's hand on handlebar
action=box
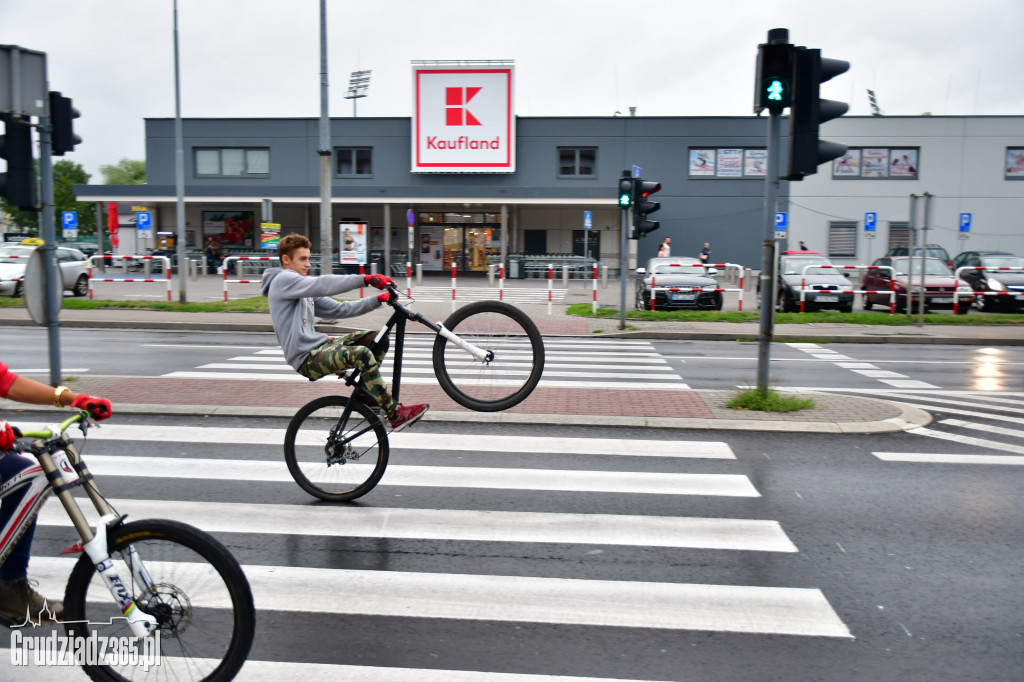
[377,290,398,305]
[71,394,113,421]
[0,421,21,451]
[364,274,395,290]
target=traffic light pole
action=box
[38,118,63,386]
[756,110,783,395]
[619,205,628,330]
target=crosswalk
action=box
[19,418,851,680]
[161,337,693,391]
[403,286,569,305]
[867,390,1024,465]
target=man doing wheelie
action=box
[260,234,428,432]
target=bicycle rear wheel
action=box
[284,395,389,501]
[64,519,255,682]
[432,300,545,412]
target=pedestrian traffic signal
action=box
[754,42,794,115]
[618,176,633,208]
[785,47,850,180]
[0,113,37,210]
[49,91,81,156]
[632,179,661,238]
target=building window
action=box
[194,148,269,177]
[831,147,919,179]
[558,148,596,177]
[336,148,373,176]
[828,221,857,258]
[887,221,910,250]
[687,148,767,177]
[1006,148,1024,179]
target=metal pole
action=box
[755,109,782,395]
[318,0,333,274]
[383,203,391,276]
[38,117,61,385]
[619,200,628,330]
[173,0,188,302]
[907,194,918,320]
[500,204,508,281]
[919,192,932,327]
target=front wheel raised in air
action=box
[433,300,545,412]
[284,395,389,501]
[63,519,255,682]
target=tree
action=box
[100,158,146,185]
[0,160,96,236]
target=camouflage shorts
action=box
[298,331,393,410]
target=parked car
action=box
[952,251,1024,312]
[863,256,973,313]
[635,257,722,311]
[0,244,90,297]
[885,244,953,269]
[763,250,854,313]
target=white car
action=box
[0,244,90,297]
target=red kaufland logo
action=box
[446,87,482,126]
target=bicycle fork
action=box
[39,443,159,638]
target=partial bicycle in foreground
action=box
[285,286,545,501]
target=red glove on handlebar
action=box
[0,421,21,451]
[71,394,113,421]
[377,291,397,304]
[364,275,395,290]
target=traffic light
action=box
[618,175,633,208]
[632,179,661,238]
[49,91,81,156]
[0,113,37,210]
[754,42,794,115]
[785,47,850,180]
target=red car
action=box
[863,256,974,313]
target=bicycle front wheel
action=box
[64,519,255,682]
[284,395,389,501]
[432,300,545,411]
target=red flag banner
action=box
[107,203,119,248]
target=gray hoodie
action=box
[260,267,382,370]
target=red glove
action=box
[377,291,397,304]
[0,421,21,451]
[364,275,395,290]
[71,394,113,421]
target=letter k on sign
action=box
[446,87,482,126]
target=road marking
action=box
[785,343,940,389]
[69,457,757,496]
[874,452,1024,466]
[26,424,734,458]
[905,426,1024,454]
[26,559,851,638]
[852,369,908,378]
[878,380,940,389]
[938,419,1024,439]
[887,402,1024,425]
[885,394,1024,414]
[40,496,787,548]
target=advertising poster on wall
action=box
[743,149,767,176]
[689,149,716,176]
[889,149,918,177]
[419,226,443,271]
[202,211,255,248]
[339,223,367,265]
[861,148,889,177]
[260,223,281,250]
[833,149,861,176]
[412,63,515,173]
[716,149,743,177]
[1006,149,1024,178]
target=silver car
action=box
[635,257,723,311]
[0,244,90,297]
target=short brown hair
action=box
[278,233,311,261]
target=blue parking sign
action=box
[959,213,972,232]
[865,212,877,231]
[62,211,77,229]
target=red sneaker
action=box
[389,403,429,432]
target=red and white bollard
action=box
[451,262,457,312]
[651,275,657,312]
[547,263,553,315]
[737,269,745,311]
[406,261,412,299]
[359,264,364,299]
[592,263,598,314]
[499,264,505,301]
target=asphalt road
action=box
[6,413,1022,681]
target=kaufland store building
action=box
[76,62,1024,275]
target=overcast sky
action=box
[3,0,1021,179]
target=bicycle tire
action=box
[63,519,255,682]
[284,395,389,501]
[432,300,545,412]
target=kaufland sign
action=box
[412,64,515,173]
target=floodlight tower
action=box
[345,70,372,117]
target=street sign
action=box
[631,165,641,179]
[774,212,787,240]
[583,211,592,230]
[406,209,415,227]
[864,212,877,239]
[136,211,152,238]
[61,210,77,241]
[959,212,971,240]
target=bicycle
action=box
[284,285,545,502]
[1,411,255,681]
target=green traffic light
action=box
[619,193,631,207]
[767,79,784,102]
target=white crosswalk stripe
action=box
[19,417,852,679]
[787,343,940,389]
[162,336,692,390]
[403,286,570,304]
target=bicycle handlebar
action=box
[15,411,88,441]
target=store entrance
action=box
[419,212,502,273]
